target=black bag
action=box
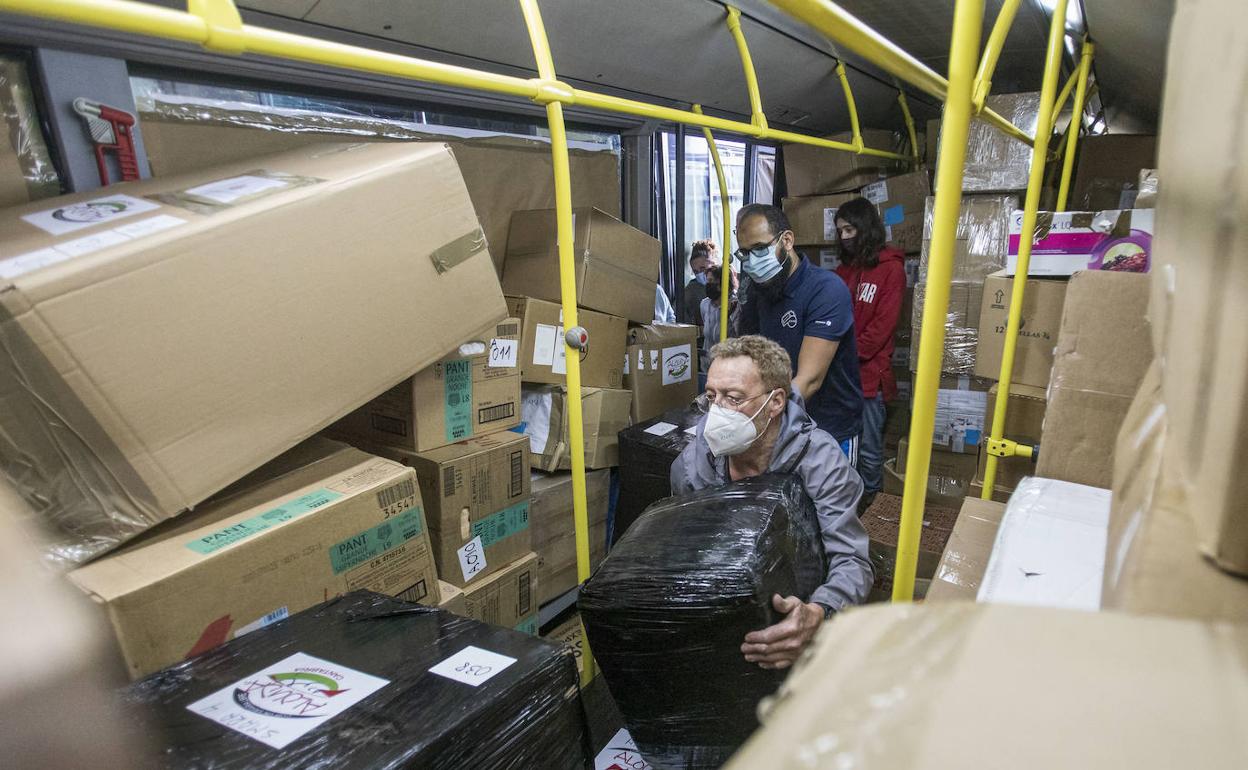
[613,404,702,543]
[580,474,827,769]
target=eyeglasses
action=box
[731,233,782,262]
[693,391,768,414]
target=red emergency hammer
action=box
[72,97,140,185]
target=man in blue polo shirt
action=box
[735,203,863,461]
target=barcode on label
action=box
[376,478,415,511]
[442,466,457,497]
[509,450,523,498]
[370,412,408,437]
[496,322,519,338]
[397,579,428,603]
[479,402,516,425]
[518,570,532,616]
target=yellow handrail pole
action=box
[897,89,920,165]
[725,6,768,133]
[1050,68,1078,132]
[835,61,864,152]
[518,0,594,685]
[693,105,734,343]
[1055,40,1094,211]
[980,0,1070,499]
[972,0,1021,113]
[768,0,1033,147]
[893,0,983,602]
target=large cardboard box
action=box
[919,194,1017,284]
[506,295,628,389]
[862,170,931,254]
[782,193,857,245]
[910,282,984,376]
[958,92,1040,192]
[0,142,507,566]
[926,496,1006,602]
[328,318,521,452]
[436,580,467,616]
[1006,209,1154,276]
[908,375,992,454]
[974,272,1068,387]
[862,494,958,602]
[502,207,660,324]
[972,383,1047,495]
[624,323,698,423]
[1070,134,1157,211]
[782,129,905,195]
[727,602,1248,770]
[530,470,610,604]
[895,437,978,506]
[380,432,531,588]
[462,551,539,635]
[522,386,633,471]
[1036,271,1151,489]
[68,440,439,679]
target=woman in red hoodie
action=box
[833,197,906,508]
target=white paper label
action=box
[533,324,558,367]
[428,645,518,687]
[684,426,698,436]
[488,338,518,368]
[822,207,840,241]
[863,180,889,205]
[637,350,646,372]
[552,326,568,375]
[185,174,288,204]
[644,421,678,437]
[884,224,893,241]
[53,229,131,258]
[235,606,289,638]
[660,344,693,386]
[623,354,630,375]
[596,728,653,770]
[114,213,187,238]
[0,248,72,280]
[521,389,553,456]
[186,652,389,750]
[649,350,659,371]
[21,193,160,235]
[457,535,488,583]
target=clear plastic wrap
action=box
[579,474,827,770]
[909,281,983,375]
[123,590,592,768]
[1135,168,1159,208]
[919,193,1017,283]
[0,55,61,207]
[612,404,701,543]
[960,92,1040,192]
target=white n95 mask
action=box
[703,391,778,458]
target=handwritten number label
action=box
[457,535,487,583]
[429,646,517,687]
[488,338,518,368]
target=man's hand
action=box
[741,594,826,670]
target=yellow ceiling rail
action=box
[972,0,1021,113]
[1050,67,1079,131]
[693,105,734,343]
[980,0,1071,500]
[1055,39,1094,211]
[835,61,865,151]
[725,6,768,132]
[768,0,1034,147]
[893,0,983,602]
[897,89,921,165]
[518,0,595,686]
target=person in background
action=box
[680,239,718,326]
[832,198,906,512]
[672,335,871,669]
[734,204,864,465]
[654,283,677,324]
[699,262,740,371]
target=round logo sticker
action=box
[665,352,690,379]
[51,200,129,224]
[233,669,350,719]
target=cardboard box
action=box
[506,295,628,389]
[1070,135,1157,211]
[910,281,985,375]
[894,438,978,506]
[862,170,931,254]
[919,194,1017,284]
[462,551,539,635]
[727,602,1248,770]
[782,129,905,195]
[436,580,467,616]
[906,375,991,454]
[502,207,660,324]
[959,92,1041,192]
[862,494,958,598]
[782,193,857,245]
[972,383,1047,495]
[1036,271,1151,489]
[926,496,1006,602]
[0,56,60,208]
[624,323,699,423]
[974,272,1068,387]
[530,470,610,604]
[1006,209,1154,276]
[68,439,440,679]
[801,244,841,271]
[328,318,521,452]
[925,118,940,166]
[544,613,590,678]
[381,432,531,588]
[522,386,633,471]
[0,142,507,566]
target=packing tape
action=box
[147,169,323,216]
[429,227,487,274]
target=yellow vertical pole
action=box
[980,0,1070,499]
[893,0,983,602]
[972,0,1021,112]
[725,5,768,133]
[518,0,594,684]
[693,105,734,343]
[897,89,920,166]
[835,61,864,151]
[1055,39,1094,211]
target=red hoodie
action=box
[836,246,906,401]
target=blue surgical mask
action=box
[695,271,709,285]
[741,243,784,283]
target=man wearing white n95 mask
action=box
[671,335,872,670]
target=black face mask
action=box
[839,236,858,257]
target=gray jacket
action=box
[671,388,873,610]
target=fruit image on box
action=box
[1007,209,1153,276]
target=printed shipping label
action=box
[187,489,344,555]
[532,324,558,367]
[428,645,517,687]
[21,193,160,236]
[443,358,474,443]
[470,501,530,547]
[488,338,518,368]
[552,326,568,375]
[235,607,289,638]
[53,229,131,258]
[862,180,889,205]
[661,344,693,386]
[113,213,187,238]
[457,535,487,583]
[595,728,653,770]
[0,248,72,280]
[644,421,678,437]
[186,652,389,750]
[184,174,289,204]
[328,506,425,574]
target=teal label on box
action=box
[514,616,538,636]
[328,506,425,574]
[187,488,343,555]
[444,358,474,444]
[471,501,530,547]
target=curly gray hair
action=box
[708,335,792,394]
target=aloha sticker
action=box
[661,344,693,386]
[187,652,389,749]
[21,194,161,236]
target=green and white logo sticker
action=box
[21,194,161,236]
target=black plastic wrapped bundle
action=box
[123,590,591,769]
[579,475,827,769]
[613,404,702,543]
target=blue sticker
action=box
[883,204,905,226]
[965,428,983,446]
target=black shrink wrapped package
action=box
[579,474,827,769]
[614,404,702,543]
[123,590,592,769]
